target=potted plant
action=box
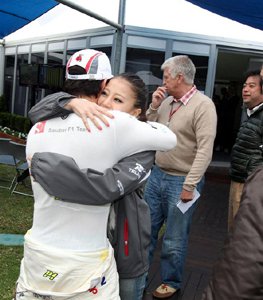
[0,126,27,144]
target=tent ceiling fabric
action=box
[185,0,263,31]
[1,0,263,40]
[0,0,58,38]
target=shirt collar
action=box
[246,102,263,117]
[172,85,197,105]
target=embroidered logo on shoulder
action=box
[35,121,47,134]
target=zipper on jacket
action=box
[124,218,129,256]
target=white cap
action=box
[66,49,113,80]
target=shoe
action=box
[152,284,178,298]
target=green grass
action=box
[0,164,33,300]
[0,163,164,299]
[0,246,24,300]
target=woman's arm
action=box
[28,92,114,131]
[30,151,155,205]
[28,92,75,124]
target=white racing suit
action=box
[15,109,177,299]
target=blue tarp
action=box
[186,0,263,31]
[0,0,58,38]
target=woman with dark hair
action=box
[28,71,174,300]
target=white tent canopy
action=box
[4,0,263,44]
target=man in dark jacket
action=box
[202,164,263,300]
[228,69,263,229]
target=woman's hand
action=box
[65,98,114,132]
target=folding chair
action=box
[8,141,32,197]
[0,138,17,189]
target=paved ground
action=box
[143,165,230,300]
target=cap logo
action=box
[76,54,83,62]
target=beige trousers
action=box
[228,180,244,231]
[14,235,120,300]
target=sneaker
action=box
[152,284,178,298]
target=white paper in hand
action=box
[176,189,200,214]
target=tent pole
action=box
[56,0,125,75]
[56,0,123,30]
[112,0,126,75]
[0,39,4,96]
